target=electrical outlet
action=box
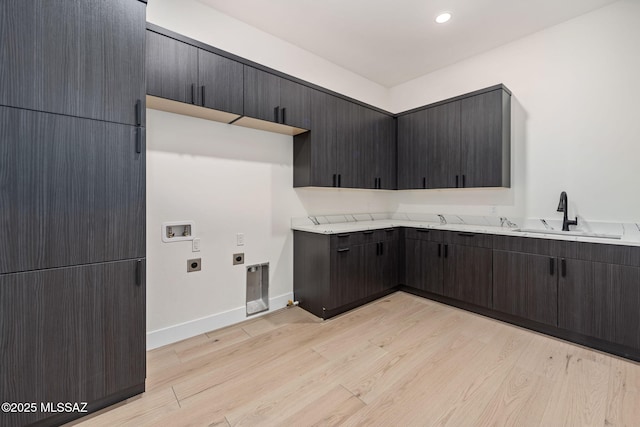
[237,233,245,246]
[187,258,201,272]
[233,253,244,265]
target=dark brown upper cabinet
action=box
[198,50,244,114]
[397,86,511,190]
[0,0,146,126]
[294,91,395,189]
[146,30,243,117]
[294,90,337,188]
[397,109,428,189]
[242,66,311,131]
[460,89,511,188]
[368,108,397,190]
[146,30,198,104]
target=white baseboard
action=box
[146,292,293,350]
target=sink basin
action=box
[515,228,622,240]
[434,224,502,232]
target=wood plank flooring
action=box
[67,292,640,426]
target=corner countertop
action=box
[292,220,640,247]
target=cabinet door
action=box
[380,239,399,291]
[329,246,364,310]
[397,110,428,189]
[243,67,281,122]
[0,107,145,274]
[559,259,640,349]
[364,240,399,295]
[405,239,444,294]
[293,90,337,187]
[280,79,312,129]
[0,260,145,427]
[336,98,364,188]
[198,50,243,114]
[146,30,198,104]
[371,111,397,190]
[336,98,375,188]
[460,89,509,187]
[493,251,558,326]
[1,0,146,125]
[426,102,461,189]
[444,244,492,308]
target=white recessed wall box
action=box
[161,221,195,243]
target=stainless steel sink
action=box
[514,228,622,240]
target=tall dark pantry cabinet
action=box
[0,1,147,426]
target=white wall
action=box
[145,0,395,348]
[147,0,390,109]
[145,112,392,348]
[145,0,639,348]
[390,0,640,223]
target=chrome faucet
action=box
[557,191,578,231]
[500,217,517,228]
[437,214,447,225]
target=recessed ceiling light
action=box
[435,12,452,24]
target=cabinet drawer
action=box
[574,242,640,267]
[331,232,362,249]
[444,231,493,248]
[330,228,399,248]
[493,235,555,256]
[404,228,443,242]
[367,228,399,243]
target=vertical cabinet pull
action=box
[338,174,342,187]
[380,242,384,255]
[561,259,567,277]
[281,107,286,124]
[201,85,206,106]
[135,128,143,154]
[455,175,459,188]
[422,177,426,189]
[438,243,442,258]
[191,84,196,104]
[549,257,555,275]
[444,244,448,258]
[135,260,142,286]
[274,106,280,122]
[462,175,466,188]
[135,99,142,126]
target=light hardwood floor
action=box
[68,292,640,426]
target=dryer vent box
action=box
[246,263,269,316]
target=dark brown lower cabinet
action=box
[559,258,640,350]
[493,250,558,326]
[294,230,399,319]
[0,260,146,427]
[296,228,640,360]
[328,245,365,311]
[404,239,444,295]
[443,244,492,308]
[365,239,399,295]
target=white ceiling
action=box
[197,0,619,87]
